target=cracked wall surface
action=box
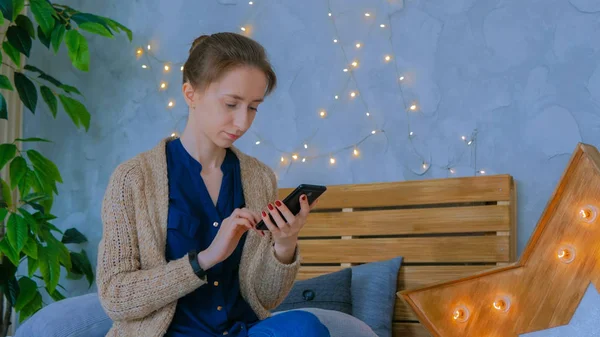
[21,0,600,298]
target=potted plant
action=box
[0,1,131,335]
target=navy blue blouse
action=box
[164,138,259,337]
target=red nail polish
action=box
[301,195,307,201]
[275,200,282,207]
[268,203,274,210]
[262,211,267,217]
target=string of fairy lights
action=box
[133,0,486,178]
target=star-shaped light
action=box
[400,143,600,336]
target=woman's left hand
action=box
[260,194,318,248]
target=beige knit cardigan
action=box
[96,137,301,337]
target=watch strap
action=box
[188,249,207,280]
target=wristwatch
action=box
[188,249,207,281]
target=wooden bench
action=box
[288,174,518,337]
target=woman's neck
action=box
[180,126,226,170]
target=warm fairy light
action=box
[171,132,177,137]
[302,158,306,162]
[353,148,359,156]
[343,68,349,72]
[422,163,428,169]
[356,43,362,48]
[366,112,370,116]
[180,66,184,71]
[479,170,486,175]
[462,135,467,140]
[330,157,336,164]
[409,131,414,136]
[384,55,391,62]
[280,156,285,162]
[164,64,170,72]
[579,205,597,223]
[292,154,299,160]
[351,61,358,67]
[452,305,469,323]
[399,76,404,81]
[328,12,332,17]
[371,130,376,134]
[333,39,338,43]
[168,101,175,108]
[241,27,247,32]
[147,45,151,51]
[364,13,371,17]
[249,1,253,4]
[557,245,576,263]
[142,64,148,69]
[334,95,339,100]
[136,48,143,56]
[467,140,473,145]
[450,168,456,174]
[380,24,386,28]
[350,91,357,98]
[410,104,417,111]
[304,144,308,149]
[160,82,167,90]
[320,110,327,118]
[255,141,261,145]
[492,296,511,312]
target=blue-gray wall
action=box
[23,0,600,299]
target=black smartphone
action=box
[256,184,327,231]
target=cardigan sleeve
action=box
[252,168,301,310]
[96,161,206,321]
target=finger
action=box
[274,200,295,224]
[237,209,257,225]
[298,194,311,217]
[261,210,280,234]
[267,203,290,233]
[234,218,253,231]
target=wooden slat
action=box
[397,265,496,290]
[280,174,512,209]
[393,322,432,337]
[300,205,510,237]
[299,236,509,264]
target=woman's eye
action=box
[249,107,258,111]
[226,103,237,108]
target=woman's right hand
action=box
[198,208,260,270]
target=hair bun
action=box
[189,35,210,54]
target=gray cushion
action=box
[274,308,377,337]
[273,268,352,314]
[351,257,403,337]
[14,292,111,337]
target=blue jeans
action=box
[248,311,330,337]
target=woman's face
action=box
[184,65,268,148]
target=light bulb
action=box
[180,66,184,71]
[147,45,151,51]
[280,156,285,162]
[350,91,357,98]
[399,76,404,81]
[320,110,327,118]
[479,170,486,175]
[241,27,247,32]
[353,148,359,156]
[409,131,414,136]
[384,55,391,62]
[330,157,336,164]
[334,95,339,100]
[452,305,469,323]
[579,205,597,223]
[164,64,170,72]
[168,101,175,108]
[171,132,177,137]
[142,64,148,69]
[249,1,253,4]
[255,141,261,145]
[366,112,370,116]
[333,39,338,43]
[380,24,386,28]
[461,135,467,141]
[304,144,308,149]
[351,61,358,67]
[160,82,167,90]
[328,12,332,17]
[343,68,349,72]
[136,48,143,56]
[302,158,306,162]
[467,140,473,145]
[356,43,362,48]
[493,296,511,312]
[365,13,371,17]
[292,154,298,160]
[450,168,456,174]
[557,245,576,264]
[371,130,377,134]
[410,104,417,111]
[423,163,428,169]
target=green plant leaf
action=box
[14,137,52,143]
[30,0,55,36]
[18,207,39,234]
[70,12,111,29]
[3,40,21,67]
[46,287,65,301]
[15,14,35,38]
[23,192,51,203]
[27,256,38,277]
[7,213,27,253]
[78,21,114,38]
[38,245,60,293]
[59,84,82,96]
[45,233,71,270]
[0,177,12,208]
[0,143,17,171]
[71,250,93,287]
[17,168,35,201]
[39,73,61,87]
[65,30,89,72]
[27,149,63,185]
[37,25,50,49]
[14,72,37,113]
[9,155,27,188]
[50,23,65,53]
[58,94,90,131]
[0,208,7,222]
[6,276,19,308]
[12,0,24,21]
[40,85,57,117]
[105,18,132,41]
[66,270,83,280]
[7,25,31,57]
[18,290,42,323]
[14,276,37,310]
[0,238,19,266]
[22,236,38,259]
[0,92,7,120]
[0,74,14,91]
[0,0,12,22]
[61,228,87,244]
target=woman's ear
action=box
[182,82,196,108]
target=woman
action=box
[97,32,330,337]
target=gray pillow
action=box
[15,292,111,337]
[351,257,403,337]
[273,268,352,314]
[274,308,377,337]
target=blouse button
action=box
[213,221,219,227]
[217,306,223,311]
[222,332,229,335]
[214,281,219,286]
